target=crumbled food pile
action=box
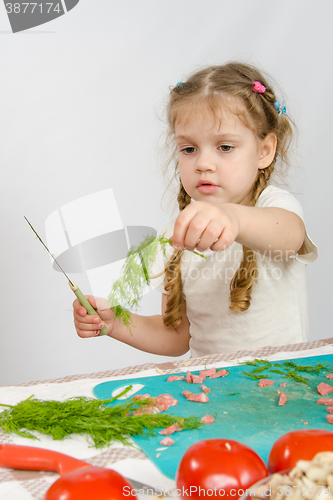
[252,452,333,500]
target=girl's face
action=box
[175,100,275,206]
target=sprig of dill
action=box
[240,359,333,385]
[108,234,206,328]
[0,394,202,448]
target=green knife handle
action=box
[69,281,109,336]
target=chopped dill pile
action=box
[239,359,333,385]
[0,393,202,448]
[108,234,206,328]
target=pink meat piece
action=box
[159,422,183,435]
[327,374,333,380]
[191,374,207,384]
[200,367,216,377]
[132,394,151,400]
[317,383,333,396]
[187,392,209,403]
[167,375,186,382]
[185,371,206,384]
[160,437,175,446]
[201,414,215,424]
[201,384,210,394]
[327,407,333,414]
[132,407,156,416]
[182,390,193,398]
[259,379,274,387]
[278,391,287,406]
[156,394,178,412]
[326,415,333,424]
[280,383,287,387]
[209,369,228,379]
[317,399,333,405]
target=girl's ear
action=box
[258,133,277,170]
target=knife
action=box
[24,216,109,336]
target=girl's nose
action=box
[195,151,217,173]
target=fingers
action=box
[192,219,222,252]
[73,296,108,338]
[210,225,239,251]
[73,296,97,316]
[74,313,106,338]
[171,202,239,253]
[172,205,199,251]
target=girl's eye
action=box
[219,145,233,152]
[181,147,196,154]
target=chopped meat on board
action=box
[187,392,209,403]
[278,391,287,406]
[185,367,228,384]
[258,379,274,387]
[317,383,333,396]
[317,399,333,405]
[200,368,216,377]
[160,437,175,446]
[201,384,210,394]
[201,414,215,424]
[156,394,178,411]
[280,383,287,387]
[191,374,207,384]
[185,371,207,384]
[326,415,333,424]
[326,373,333,380]
[132,407,156,416]
[182,390,193,398]
[159,422,183,435]
[209,369,228,379]
[167,375,186,382]
[132,394,151,400]
[132,393,178,415]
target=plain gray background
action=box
[1,0,331,386]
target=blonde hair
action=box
[162,62,294,328]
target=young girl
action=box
[73,62,318,357]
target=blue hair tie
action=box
[175,81,183,87]
[274,99,286,116]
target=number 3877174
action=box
[5,3,62,14]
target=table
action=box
[1,338,333,500]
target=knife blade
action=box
[24,216,109,335]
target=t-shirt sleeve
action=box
[256,185,318,264]
[149,219,176,294]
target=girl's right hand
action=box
[73,296,114,338]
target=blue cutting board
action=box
[93,354,333,479]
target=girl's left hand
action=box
[171,201,241,253]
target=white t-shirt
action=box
[152,186,318,358]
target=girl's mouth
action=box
[197,180,219,194]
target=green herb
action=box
[285,370,310,385]
[241,358,328,385]
[0,393,202,448]
[227,393,240,396]
[243,371,266,380]
[239,359,270,366]
[108,234,206,328]
[283,360,297,368]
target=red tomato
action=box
[44,466,136,500]
[268,429,333,473]
[176,439,268,499]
